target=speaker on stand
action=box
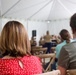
[32,30,36,37]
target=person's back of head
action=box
[0,21,31,57]
[46,31,49,35]
[70,13,76,35]
[59,29,71,43]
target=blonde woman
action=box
[0,21,42,75]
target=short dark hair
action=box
[70,13,76,31]
[59,29,70,40]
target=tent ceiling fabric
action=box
[1,0,76,20]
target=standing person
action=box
[58,13,76,75]
[0,21,42,75]
[43,31,52,53]
[56,29,72,68]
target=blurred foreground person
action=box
[0,21,42,75]
[58,13,76,75]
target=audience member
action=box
[0,21,42,75]
[39,37,45,46]
[30,36,37,47]
[56,29,72,68]
[51,35,56,40]
[56,36,61,44]
[58,13,76,75]
[51,35,57,47]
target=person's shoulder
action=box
[62,41,76,52]
[70,39,74,42]
[64,41,76,47]
[30,55,39,59]
[0,58,17,66]
[56,42,65,47]
[31,56,40,61]
[23,55,40,61]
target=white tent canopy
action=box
[0,0,76,43]
[0,0,76,20]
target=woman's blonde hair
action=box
[0,21,31,57]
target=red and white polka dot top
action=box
[0,56,42,75]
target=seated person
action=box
[58,13,76,75]
[56,36,61,44]
[39,37,45,46]
[56,29,72,68]
[30,37,37,47]
[0,21,42,75]
[51,35,57,47]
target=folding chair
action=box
[51,47,56,53]
[36,53,55,72]
[32,47,47,55]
